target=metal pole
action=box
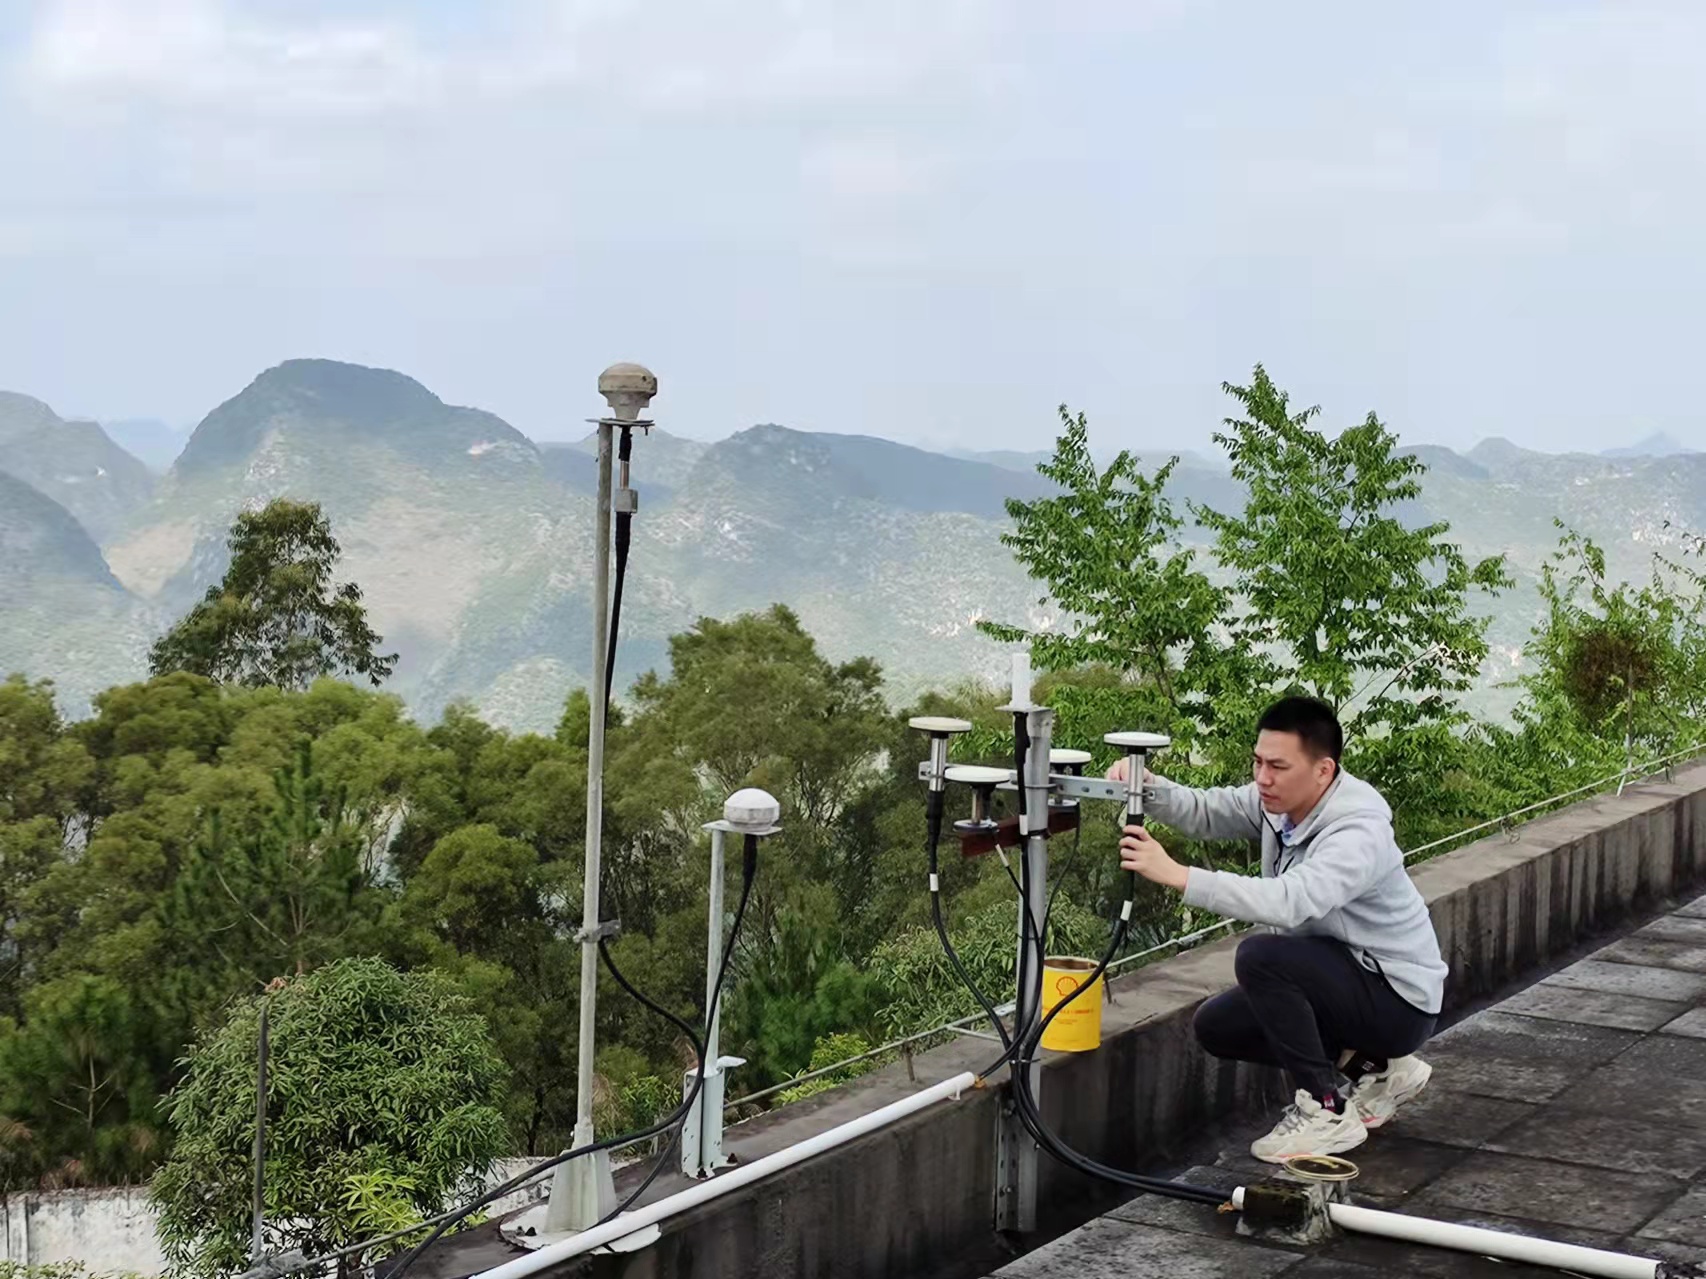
[250,999,269,1262]
[542,364,655,1236]
[547,421,617,1233]
[1007,653,1035,1037]
[576,419,614,1138]
[996,647,1049,1235]
[682,826,727,1177]
[1015,705,1052,1233]
[703,827,726,1098]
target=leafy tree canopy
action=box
[149,499,397,692]
[1195,366,1511,740]
[152,958,508,1278]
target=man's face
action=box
[1252,729,1334,815]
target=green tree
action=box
[370,703,593,1154]
[0,677,92,1020]
[149,499,397,691]
[1513,521,1706,787]
[173,738,373,987]
[976,406,1234,748]
[153,958,509,1279]
[5,675,431,1196]
[610,604,890,943]
[606,606,893,1087]
[1193,367,1511,744]
[726,908,880,1088]
[76,672,240,769]
[0,676,93,834]
[389,702,589,885]
[617,605,888,831]
[0,975,161,1189]
[774,1032,878,1104]
[395,823,580,1153]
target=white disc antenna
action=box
[1104,731,1171,751]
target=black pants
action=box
[1194,933,1437,1101]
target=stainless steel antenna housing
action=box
[1105,731,1169,822]
[945,764,1011,835]
[1049,748,1094,809]
[911,716,974,794]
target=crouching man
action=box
[1108,695,1446,1163]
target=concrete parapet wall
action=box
[0,1186,163,1273]
[551,761,1706,1279]
[0,1157,552,1273]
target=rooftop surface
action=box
[990,890,1706,1279]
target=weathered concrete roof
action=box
[989,892,1706,1278]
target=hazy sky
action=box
[3,1,1701,456]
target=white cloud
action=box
[4,0,1705,455]
[800,135,930,204]
[10,0,1012,235]
[1187,2,1706,272]
[18,0,1012,121]
[22,0,441,116]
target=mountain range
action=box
[2,359,1702,730]
[1602,432,1697,460]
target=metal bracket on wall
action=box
[994,1092,1035,1234]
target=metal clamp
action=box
[575,919,623,944]
[584,415,656,432]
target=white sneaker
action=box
[1348,1055,1432,1129]
[1250,1089,1368,1164]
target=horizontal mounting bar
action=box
[916,763,1126,804]
[585,416,656,429]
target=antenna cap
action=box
[725,787,782,831]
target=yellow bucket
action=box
[1040,956,1105,1052]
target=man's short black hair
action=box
[1256,695,1343,765]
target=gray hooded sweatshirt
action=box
[1146,768,1447,1015]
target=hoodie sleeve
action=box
[1144,775,1263,842]
[1179,813,1390,928]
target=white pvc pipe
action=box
[1011,649,1031,707]
[473,1071,981,1279]
[1231,1189,1659,1279]
[686,825,728,1176]
[1329,1204,1658,1279]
